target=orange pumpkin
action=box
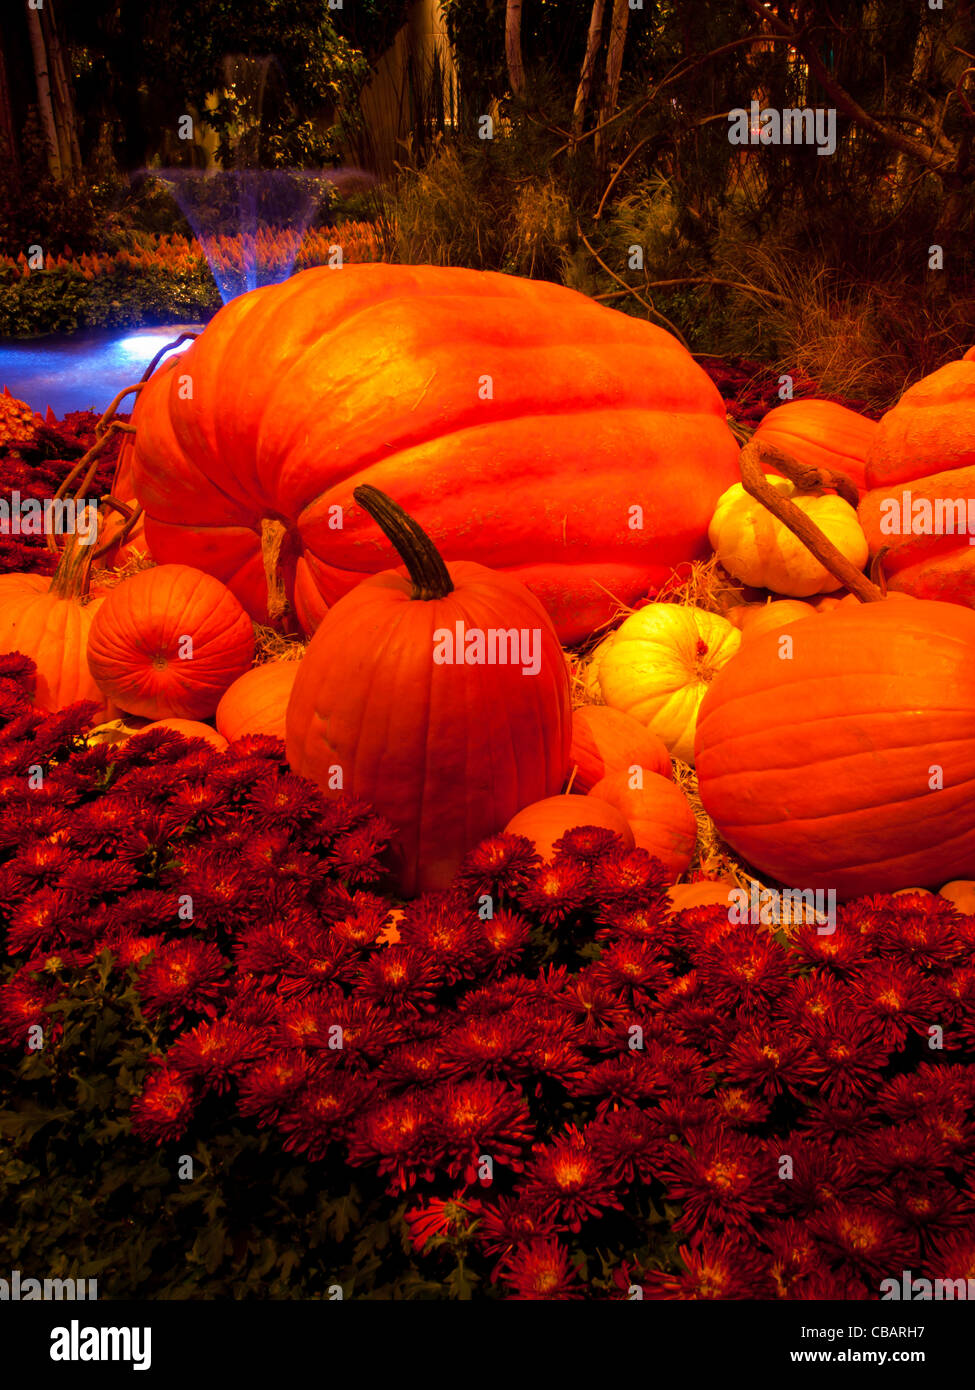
[568,705,672,793]
[0,573,49,601]
[738,600,817,641]
[751,399,877,494]
[504,793,633,860]
[858,357,975,606]
[129,263,740,645]
[86,564,255,720]
[0,537,106,714]
[215,660,300,743]
[140,719,229,751]
[667,880,737,912]
[588,770,697,878]
[695,597,975,898]
[938,881,975,913]
[286,487,572,896]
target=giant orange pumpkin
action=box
[858,357,975,606]
[0,536,106,714]
[128,264,740,645]
[286,487,572,896]
[86,564,255,719]
[695,597,975,899]
[751,399,877,495]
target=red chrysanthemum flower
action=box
[6,886,77,955]
[159,779,232,834]
[662,1126,778,1241]
[395,898,485,983]
[551,825,622,866]
[324,889,395,949]
[454,833,541,899]
[875,899,965,970]
[244,772,326,831]
[58,857,139,904]
[765,1219,824,1299]
[346,1091,434,1191]
[520,1015,589,1089]
[525,1123,623,1234]
[589,1106,670,1183]
[476,908,531,971]
[709,1086,770,1129]
[806,1012,892,1101]
[130,1062,197,1145]
[857,1123,954,1185]
[695,934,791,1015]
[237,1051,311,1124]
[99,929,165,969]
[354,947,441,1013]
[0,968,61,1047]
[499,1239,584,1300]
[721,1026,818,1101]
[779,1139,867,1217]
[430,1076,534,1181]
[444,1011,534,1076]
[777,973,847,1030]
[164,848,255,927]
[874,1063,971,1124]
[375,1039,456,1088]
[590,938,671,1001]
[641,1236,771,1299]
[279,1072,372,1159]
[847,961,939,1047]
[404,1194,474,1253]
[136,939,228,1024]
[327,822,392,883]
[785,919,872,973]
[806,1202,917,1279]
[515,857,591,923]
[589,847,670,904]
[0,840,74,900]
[167,1018,263,1093]
[474,1194,561,1271]
[555,970,633,1042]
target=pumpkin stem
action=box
[48,528,96,601]
[739,440,885,603]
[261,518,292,625]
[353,485,454,600]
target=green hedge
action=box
[0,267,222,339]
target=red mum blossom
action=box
[347,1091,434,1191]
[777,973,847,1030]
[928,1230,975,1284]
[552,826,622,866]
[786,919,872,973]
[395,897,484,983]
[555,970,633,1042]
[327,822,392,882]
[847,961,939,1047]
[589,847,669,904]
[663,1126,778,1242]
[709,1086,770,1129]
[875,898,965,970]
[791,1269,872,1300]
[594,900,675,947]
[807,1203,918,1279]
[0,841,74,900]
[477,908,531,971]
[58,857,139,904]
[130,1063,197,1145]
[515,857,591,923]
[167,1019,263,1093]
[797,1099,877,1146]
[164,848,254,927]
[695,934,791,1015]
[474,1194,561,1270]
[354,947,441,1013]
[405,1194,474,1253]
[280,1073,372,1159]
[781,1139,867,1217]
[806,1012,892,1101]
[590,938,670,1001]
[523,1125,623,1231]
[244,773,326,831]
[876,1181,974,1243]
[641,1236,771,1299]
[6,886,77,955]
[237,1051,311,1124]
[375,1039,456,1088]
[874,1064,971,1124]
[519,1015,589,1088]
[159,779,232,834]
[445,1011,534,1076]
[499,1239,584,1300]
[430,1077,533,1181]
[722,1027,819,1102]
[136,939,228,1024]
[0,968,61,1047]
[454,833,540,899]
[766,1220,824,1299]
[568,1054,671,1115]
[589,1106,670,1183]
[857,1123,954,1185]
[324,889,394,948]
[99,930,165,969]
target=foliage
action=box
[1,655,974,1299]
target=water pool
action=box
[0,324,204,419]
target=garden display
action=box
[1,0,974,1331]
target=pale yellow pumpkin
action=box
[708,475,868,596]
[597,603,741,764]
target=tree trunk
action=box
[595,0,630,168]
[26,6,61,180]
[43,0,82,180]
[505,0,526,99]
[0,34,19,177]
[572,0,606,144]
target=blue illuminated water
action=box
[0,325,201,419]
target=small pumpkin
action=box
[568,705,672,793]
[588,770,696,878]
[939,880,975,913]
[87,564,255,720]
[216,659,301,743]
[504,793,633,861]
[597,603,741,764]
[738,599,816,641]
[667,880,738,913]
[286,487,572,896]
[751,399,878,495]
[140,719,229,751]
[0,535,106,714]
[709,474,868,596]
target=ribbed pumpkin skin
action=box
[0,590,105,712]
[87,565,255,720]
[286,559,571,896]
[216,660,300,742]
[859,361,975,605]
[568,705,672,793]
[130,264,740,645]
[752,399,878,493]
[695,600,975,898]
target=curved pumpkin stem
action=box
[739,439,885,604]
[353,485,454,601]
[48,529,96,601]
